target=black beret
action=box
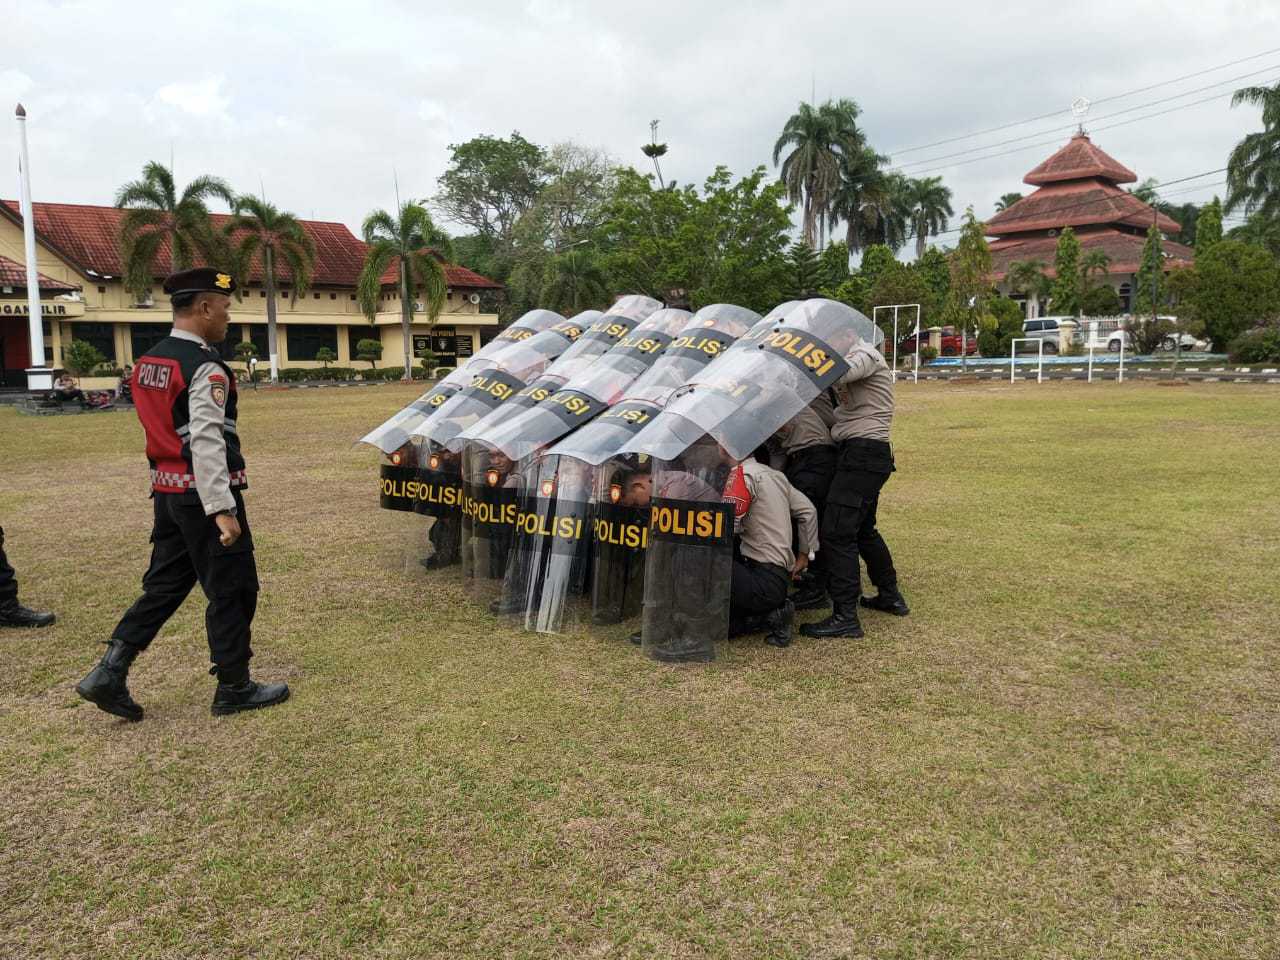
[163,267,236,297]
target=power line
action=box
[891,63,1280,171]
[886,45,1280,157]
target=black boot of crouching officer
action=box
[0,599,57,628]
[789,583,829,612]
[799,603,865,639]
[860,584,910,617]
[75,639,144,721]
[764,599,794,648]
[211,663,290,717]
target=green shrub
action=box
[433,367,456,378]
[919,345,939,363]
[356,338,383,369]
[63,339,107,379]
[1227,326,1280,363]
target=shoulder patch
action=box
[211,382,227,408]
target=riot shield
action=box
[448,295,663,454]
[622,298,881,464]
[410,311,598,448]
[588,455,652,629]
[360,308,565,454]
[375,441,462,574]
[640,440,736,662]
[458,443,523,605]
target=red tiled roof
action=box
[0,253,80,292]
[0,200,501,290]
[987,180,1180,237]
[990,227,1194,280]
[1023,132,1137,186]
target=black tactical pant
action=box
[0,527,19,605]
[729,555,790,633]
[823,438,898,611]
[783,444,837,589]
[112,490,259,679]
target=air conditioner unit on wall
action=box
[468,293,481,305]
[413,301,425,312]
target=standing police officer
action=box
[800,341,909,640]
[0,527,56,628]
[76,269,289,720]
[772,393,837,611]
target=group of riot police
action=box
[368,296,910,660]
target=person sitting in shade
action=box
[52,372,86,407]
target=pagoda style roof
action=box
[987,180,1180,236]
[0,253,79,292]
[1023,132,1137,186]
[989,227,1194,281]
[0,200,501,291]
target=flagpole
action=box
[16,103,51,390]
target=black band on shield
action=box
[540,389,608,429]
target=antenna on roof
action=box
[393,167,402,214]
[1071,97,1091,135]
[259,176,266,204]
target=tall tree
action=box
[539,248,609,314]
[786,240,828,298]
[223,196,316,382]
[904,176,954,259]
[357,203,453,380]
[1195,197,1224,257]
[1228,210,1280,256]
[433,132,547,254]
[773,98,865,247]
[1007,259,1050,319]
[1185,239,1280,348]
[1226,79,1280,221]
[994,192,1023,212]
[945,208,993,365]
[1133,225,1164,318]
[115,161,234,304]
[642,119,668,190]
[1049,227,1082,314]
[827,145,892,254]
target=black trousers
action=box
[112,490,259,678]
[729,555,790,632]
[0,527,18,605]
[823,439,898,610]
[783,444,837,588]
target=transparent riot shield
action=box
[589,456,652,632]
[622,299,879,464]
[374,440,459,575]
[640,440,736,662]
[359,308,566,453]
[410,312,597,448]
[459,442,522,605]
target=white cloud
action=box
[152,75,230,118]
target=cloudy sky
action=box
[2,0,1276,252]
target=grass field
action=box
[1,380,1278,959]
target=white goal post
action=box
[872,303,923,384]
[1010,338,1045,384]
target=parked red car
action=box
[897,325,978,357]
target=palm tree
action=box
[642,119,668,189]
[540,248,609,313]
[115,161,234,304]
[904,176,954,259]
[862,171,912,252]
[223,196,317,383]
[1007,259,1050,319]
[1081,249,1111,287]
[773,98,865,247]
[827,146,893,254]
[1226,79,1280,220]
[357,202,453,380]
[994,192,1023,212]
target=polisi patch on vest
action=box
[136,359,175,391]
[759,326,851,389]
[648,498,732,546]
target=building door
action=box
[0,316,33,387]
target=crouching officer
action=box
[729,454,818,647]
[76,268,289,720]
[0,526,56,628]
[773,393,837,611]
[800,340,908,640]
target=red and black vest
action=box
[131,336,247,496]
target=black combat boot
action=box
[0,599,57,628]
[75,639,144,721]
[789,584,829,611]
[211,666,290,717]
[860,584,910,617]
[799,604,864,639]
[764,600,795,648]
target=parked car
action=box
[1080,317,1209,353]
[897,325,978,357]
[1018,316,1070,354]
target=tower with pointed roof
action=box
[987,131,1193,315]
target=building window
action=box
[66,322,116,363]
[260,291,267,298]
[97,286,106,294]
[314,292,321,299]
[330,293,337,300]
[286,324,338,361]
[130,325,169,360]
[1118,282,1133,314]
[349,294,356,301]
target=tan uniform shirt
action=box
[831,345,894,443]
[738,458,818,571]
[774,402,833,454]
[172,329,236,516]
